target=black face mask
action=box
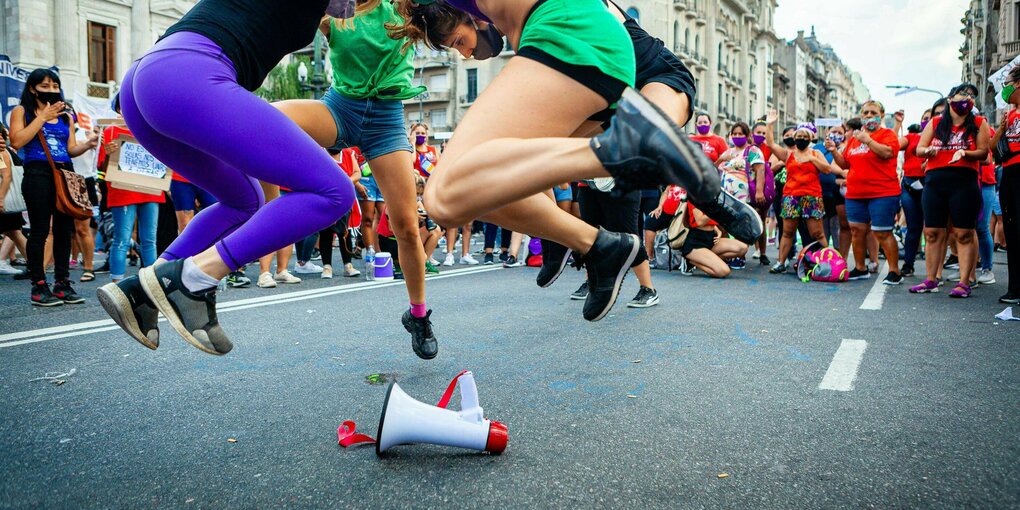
[795,139,811,151]
[783,137,795,148]
[36,90,63,105]
[471,24,505,60]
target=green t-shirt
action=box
[328,2,425,100]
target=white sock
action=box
[181,258,221,292]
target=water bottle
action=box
[365,248,376,281]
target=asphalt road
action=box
[1,247,1017,509]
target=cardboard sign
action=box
[105,134,172,196]
[814,118,843,128]
[990,54,1020,110]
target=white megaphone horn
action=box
[337,371,508,456]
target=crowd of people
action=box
[1,0,1018,363]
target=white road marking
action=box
[859,261,890,310]
[818,339,868,392]
[0,266,500,349]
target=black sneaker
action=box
[52,280,86,304]
[128,254,139,267]
[688,190,764,245]
[577,228,640,321]
[14,270,31,280]
[31,281,63,307]
[943,254,959,270]
[570,281,589,300]
[503,255,523,268]
[97,276,160,350]
[590,88,721,203]
[998,292,1020,304]
[760,255,771,266]
[94,260,111,274]
[138,260,232,355]
[627,286,659,308]
[225,271,251,288]
[537,239,572,288]
[402,309,438,360]
[483,253,495,265]
[499,251,509,264]
[311,249,321,261]
[883,272,904,286]
[848,268,871,281]
[900,264,915,277]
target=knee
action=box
[423,188,463,228]
[711,264,731,278]
[956,230,976,244]
[923,230,941,243]
[322,174,356,219]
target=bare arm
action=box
[66,116,98,158]
[916,122,936,158]
[809,150,834,174]
[0,151,12,210]
[966,121,991,161]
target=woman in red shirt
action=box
[898,108,934,277]
[830,100,903,284]
[990,66,1020,304]
[912,84,991,298]
[689,113,728,164]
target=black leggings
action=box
[1001,164,1020,294]
[578,186,648,266]
[22,162,76,284]
[299,220,353,267]
[483,223,512,251]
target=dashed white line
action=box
[818,339,868,392]
[859,261,890,310]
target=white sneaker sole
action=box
[138,266,223,356]
[97,283,158,350]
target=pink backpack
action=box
[795,242,849,283]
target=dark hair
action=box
[20,68,67,125]
[907,124,921,134]
[751,121,767,132]
[111,93,121,114]
[934,84,978,147]
[929,98,947,116]
[846,117,863,131]
[327,148,342,156]
[782,125,796,136]
[1009,66,1020,83]
[696,112,712,124]
[388,0,471,51]
[956,82,979,98]
[729,121,751,137]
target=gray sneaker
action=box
[627,286,659,308]
[97,276,160,350]
[977,269,996,285]
[138,259,233,355]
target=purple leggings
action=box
[119,32,355,270]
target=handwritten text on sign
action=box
[119,142,168,179]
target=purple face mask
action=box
[752,134,766,146]
[325,0,355,19]
[696,125,711,135]
[415,135,427,146]
[920,120,929,131]
[731,136,748,148]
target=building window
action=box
[695,34,700,55]
[684,28,690,52]
[407,111,422,124]
[88,22,116,83]
[428,73,448,92]
[466,69,478,103]
[626,7,640,23]
[430,109,447,129]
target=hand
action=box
[949,149,965,165]
[1001,112,1011,130]
[823,138,837,152]
[417,207,428,221]
[894,111,905,123]
[649,207,663,219]
[766,109,779,125]
[0,137,7,152]
[38,101,66,122]
[755,191,766,205]
[355,183,368,199]
[854,130,872,144]
[104,141,120,155]
[85,132,99,149]
[0,196,5,212]
[925,147,938,158]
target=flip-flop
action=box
[80,271,95,282]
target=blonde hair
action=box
[861,100,885,115]
[338,0,383,29]
[409,122,429,134]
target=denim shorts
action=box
[360,174,384,203]
[170,180,218,212]
[320,89,412,161]
[845,195,900,231]
[553,186,572,202]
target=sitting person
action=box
[682,202,749,279]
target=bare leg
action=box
[74,218,94,270]
[175,210,195,234]
[687,247,731,278]
[805,218,828,247]
[923,228,948,282]
[837,205,851,260]
[633,261,653,289]
[460,224,473,257]
[874,230,900,275]
[777,218,799,264]
[850,223,870,272]
[955,228,978,284]
[866,231,879,267]
[370,150,427,304]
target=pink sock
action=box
[410,302,427,318]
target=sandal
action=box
[80,271,95,282]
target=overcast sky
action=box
[773,0,968,125]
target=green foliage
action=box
[255,56,312,102]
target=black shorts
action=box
[643,211,675,232]
[0,212,25,232]
[681,228,716,257]
[922,168,982,229]
[823,194,844,218]
[577,186,648,266]
[634,46,696,118]
[570,182,580,202]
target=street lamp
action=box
[885,85,945,99]
[413,54,449,127]
[297,32,328,99]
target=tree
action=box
[255,56,312,102]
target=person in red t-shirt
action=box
[829,100,903,284]
[897,108,934,277]
[912,84,991,298]
[410,123,439,179]
[682,202,748,278]
[990,68,1020,303]
[689,113,729,164]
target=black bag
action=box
[993,135,1015,166]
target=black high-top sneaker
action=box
[402,309,438,360]
[573,228,640,322]
[31,281,63,307]
[590,88,721,202]
[536,239,572,288]
[52,279,86,304]
[98,276,161,350]
[687,190,764,245]
[138,260,232,355]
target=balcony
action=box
[87,81,115,99]
[673,0,688,10]
[404,90,452,105]
[694,9,707,25]
[1006,40,1020,55]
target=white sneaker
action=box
[343,263,361,277]
[751,250,761,260]
[321,265,333,279]
[0,261,19,275]
[294,261,323,274]
[460,254,479,265]
[428,258,440,266]
[868,262,879,273]
[977,269,996,285]
[442,253,456,266]
[275,270,302,284]
[257,271,277,288]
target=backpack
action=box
[666,200,690,249]
[795,242,849,283]
[745,145,776,207]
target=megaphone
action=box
[338,371,508,456]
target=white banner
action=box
[70,91,116,179]
[990,54,1020,110]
